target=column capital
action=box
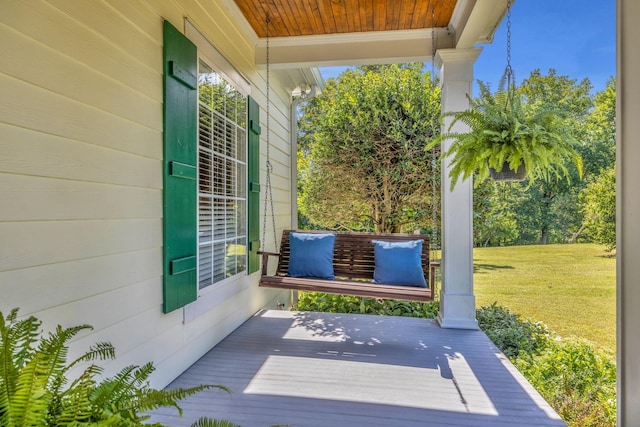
[435,47,482,70]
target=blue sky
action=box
[320,0,616,93]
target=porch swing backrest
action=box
[259,230,435,302]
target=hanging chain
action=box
[506,0,512,71]
[504,0,515,94]
[430,6,436,84]
[261,16,278,252]
[430,6,440,258]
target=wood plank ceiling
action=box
[234,0,458,38]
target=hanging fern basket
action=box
[488,1,526,185]
[489,162,527,182]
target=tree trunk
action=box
[376,175,395,233]
[538,191,555,245]
[568,224,586,244]
[539,227,549,245]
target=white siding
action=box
[0,0,292,388]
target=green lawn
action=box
[472,244,616,353]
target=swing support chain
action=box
[430,6,440,261]
[261,16,278,253]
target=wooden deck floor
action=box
[148,310,566,427]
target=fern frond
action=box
[0,309,49,427]
[191,417,242,427]
[51,365,102,424]
[90,364,140,412]
[67,341,116,373]
[10,352,52,426]
[129,384,230,417]
[1,310,41,389]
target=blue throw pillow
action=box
[288,232,336,279]
[372,240,427,287]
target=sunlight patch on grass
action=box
[474,244,616,353]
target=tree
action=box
[578,78,616,176]
[576,79,616,250]
[516,70,593,244]
[298,64,441,233]
[473,180,522,246]
[581,167,616,251]
[519,69,593,122]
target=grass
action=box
[472,243,616,353]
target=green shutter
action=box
[163,20,198,313]
[247,96,261,274]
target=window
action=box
[163,20,258,315]
[197,60,247,289]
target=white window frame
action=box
[196,62,248,289]
[184,20,253,322]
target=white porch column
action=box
[618,1,640,424]
[435,48,481,330]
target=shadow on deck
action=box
[148,310,565,427]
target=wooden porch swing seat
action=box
[259,230,435,302]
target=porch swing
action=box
[257,17,438,302]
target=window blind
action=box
[198,60,247,289]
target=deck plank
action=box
[148,310,565,427]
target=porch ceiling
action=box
[233,0,457,38]
[223,0,510,70]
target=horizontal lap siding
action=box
[0,3,161,105]
[0,0,293,387]
[0,174,160,221]
[0,220,161,271]
[1,250,161,314]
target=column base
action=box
[437,312,478,329]
[437,293,478,330]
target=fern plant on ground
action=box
[0,307,233,427]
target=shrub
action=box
[295,292,439,318]
[476,303,552,359]
[515,339,616,427]
[476,304,616,427]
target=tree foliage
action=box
[508,70,592,244]
[298,66,615,247]
[577,78,616,176]
[473,181,524,246]
[581,167,616,251]
[298,64,441,233]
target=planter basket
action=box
[489,162,527,182]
